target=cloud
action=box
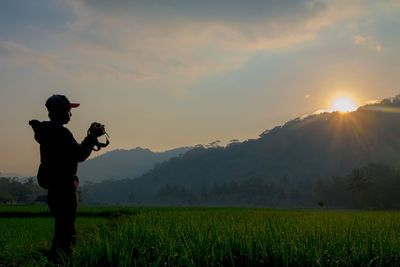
[0,39,160,82]
[0,0,75,45]
[372,0,400,16]
[353,35,382,51]
[0,40,65,74]
[0,0,367,84]
[51,0,366,83]
[68,0,365,53]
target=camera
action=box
[88,122,110,151]
[89,122,108,137]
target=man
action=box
[29,94,105,260]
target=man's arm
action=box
[62,128,98,162]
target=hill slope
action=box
[78,147,192,183]
[85,97,400,204]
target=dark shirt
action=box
[29,120,96,189]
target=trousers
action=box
[48,184,79,257]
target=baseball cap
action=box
[45,95,80,111]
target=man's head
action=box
[46,95,80,124]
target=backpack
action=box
[37,164,51,190]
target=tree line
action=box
[152,163,400,209]
[3,162,400,209]
[0,177,46,204]
[315,163,400,209]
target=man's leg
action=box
[48,189,60,259]
[69,190,78,248]
[48,188,78,259]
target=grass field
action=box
[1,207,400,266]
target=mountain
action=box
[78,146,192,183]
[0,172,24,178]
[83,96,400,206]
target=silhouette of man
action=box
[29,95,105,260]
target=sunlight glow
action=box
[332,98,357,113]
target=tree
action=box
[127,193,137,204]
[206,140,221,148]
[347,168,369,205]
[0,193,13,204]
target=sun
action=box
[332,98,357,113]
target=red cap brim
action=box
[68,103,80,108]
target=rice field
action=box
[1,207,400,266]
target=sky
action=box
[1,0,400,176]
